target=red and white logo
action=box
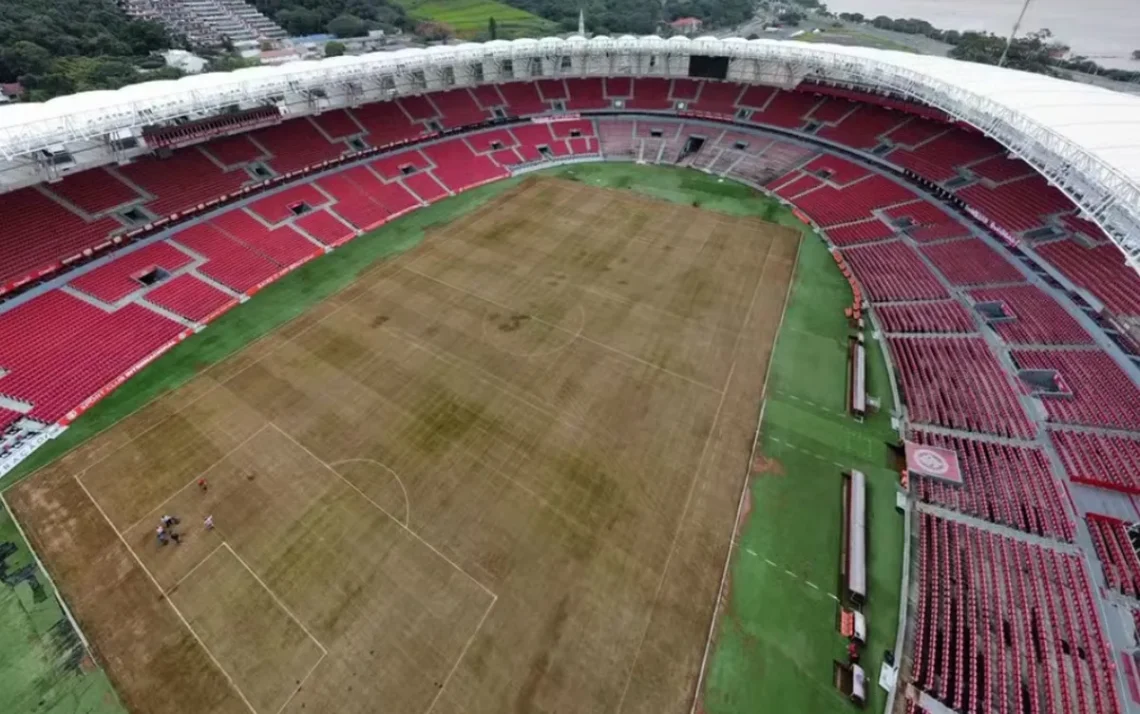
[904,441,963,483]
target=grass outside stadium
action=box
[0,163,904,714]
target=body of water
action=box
[823,0,1139,69]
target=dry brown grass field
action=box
[6,177,799,714]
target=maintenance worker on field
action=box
[156,525,168,545]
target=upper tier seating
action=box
[967,285,1094,345]
[909,431,1074,540]
[202,134,267,166]
[49,167,142,214]
[889,129,1001,182]
[920,238,1025,286]
[628,78,672,111]
[432,89,490,128]
[1011,349,1140,430]
[841,242,949,302]
[817,105,907,149]
[350,101,425,147]
[564,78,609,111]
[690,80,742,115]
[889,336,1034,437]
[1051,430,1140,495]
[1034,240,1140,317]
[499,82,548,116]
[790,175,917,226]
[0,291,184,423]
[118,148,247,216]
[69,242,193,303]
[875,301,976,334]
[0,187,123,290]
[957,176,1072,234]
[311,109,363,139]
[914,512,1120,714]
[144,273,237,323]
[252,120,346,174]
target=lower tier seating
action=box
[0,292,184,423]
[910,431,1074,541]
[144,273,236,322]
[294,210,355,247]
[841,242,949,302]
[171,224,281,294]
[914,512,1120,714]
[69,242,193,303]
[875,301,976,334]
[889,337,1034,438]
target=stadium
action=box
[0,33,1139,714]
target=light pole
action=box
[998,0,1035,67]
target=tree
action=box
[1133,49,1140,60]
[416,21,454,41]
[0,41,53,79]
[489,16,497,40]
[328,14,368,38]
[324,41,346,57]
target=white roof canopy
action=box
[0,36,1138,256]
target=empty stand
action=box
[788,175,917,227]
[422,139,508,192]
[253,119,346,174]
[403,172,449,203]
[119,148,246,216]
[397,95,438,122]
[316,173,390,231]
[628,78,672,111]
[351,101,424,147]
[890,129,1000,182]
[914,512,1120,714]
[311,109,364,139]
[171,223,281,294]
[1011,349,1140,430]
[890,336,1033,437]
[842,242,949,302]
[818,105,906,150]
[690,81,741,116]
[294,209,355,247]
[1052,430,1140,495]
[202,134,266,166]
[247,184,330,224]
[564,78,609,111]
[69,242,193,303]
[0,291,184,423]
[910,431,1073,540]
[49,168,142,214]
[144,273,237,323]
[1034,240,1140,317]
[921,238,1025,286]
[876,301,975,334]
[968,285,1093,345]
[432,89,489,128]
[1086,513,1140,598]
[0,187,123,291]
[958,175,1072,234]
[825,219,897,247]
[499,82,548,116]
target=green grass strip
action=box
[0,500,126,714]
[701,234,904,714]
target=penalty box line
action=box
[72,473,261,714]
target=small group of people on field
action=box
[154,477,214,546]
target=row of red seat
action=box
[841,242,949,302]
[913,512,1121,714]
[876,300,976,334]
[889,336,1035,438]
[920,238,1026,286]
[910,431,1074,541]
[1086,513,1140,598]
[1051,430,1140,495]
[1011,349,1140,431]
[968,285,1094,345]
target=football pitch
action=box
[4,175,800,714]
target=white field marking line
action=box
[807,581,820,590]
[423,595,497,714]
[72,474,259,714]
[0,492,93,655]
[402,266,721,393]
[617,236,777,714]
[118,424,271,536]
[269,423,495,600]
[328,458,411,528]
[223,543,328,655]
[33,255,412,495]
[478,303,586,359]
[688,234,798,714]
[274,650,327,714]
[167,542,227,593]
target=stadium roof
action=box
[1,36,1138,257]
